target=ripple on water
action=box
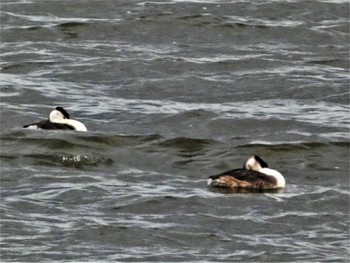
[1,0,349,261]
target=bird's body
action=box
[23,107,87,132]
[207,156,285,190]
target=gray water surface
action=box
[1,0,349,262]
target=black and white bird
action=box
[23,107,87,131]
[207,155,285,190]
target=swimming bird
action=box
[207,155,285,190]
[23,107,87,131]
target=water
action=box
[1,0,349,262]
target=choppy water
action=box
[1,0,349,262]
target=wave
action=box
[1,129,348,170]
[157,137,216,151]
[80,98,349,129]
[2,130,348,149]
[0,131,161,167]
[237,140,349,149]
[4,87,348,128]
[1,11,121,28]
